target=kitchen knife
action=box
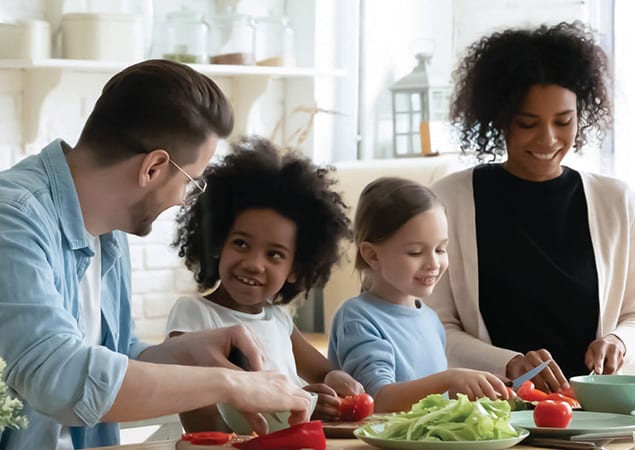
[511,359,553,391]
[570,430,635,442]
[525,437,607,450]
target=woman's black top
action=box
[473,164,598,377]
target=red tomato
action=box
[517,380,548,401]
[533,400,573,428]
[189,431,232,445]
[339,393,375,421]
[544,392,581,409]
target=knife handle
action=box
[228,347,252,371]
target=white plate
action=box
[353,423,529,450]
[510,410,635,438]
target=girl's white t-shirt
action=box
[166,295,304,386]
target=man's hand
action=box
[139,324,265,371]
[228,370,313,434]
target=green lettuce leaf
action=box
[367,393,519,442]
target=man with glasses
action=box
[169,158,208,197]
[0,60,312,450]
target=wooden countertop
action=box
[89,437,635,450]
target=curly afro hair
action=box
[174,136,352,304]
[450,21,611,161]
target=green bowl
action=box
[217,392,318,435]
[570,375,635,414]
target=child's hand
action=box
[303,383,341,420]
[324,369,364,397]
[446,368,510,401]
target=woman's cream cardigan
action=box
[427,166,635,376]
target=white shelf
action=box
[7,56,347,147]
[0,58,347,78]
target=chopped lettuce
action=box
[365,394,520,442]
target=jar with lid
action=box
[163,6,208,64]
[253,16,294,67]
[208,15,255,65]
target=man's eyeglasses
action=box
[168,159,207,196]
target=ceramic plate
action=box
[353,423,529,450]
[510,410,635,438]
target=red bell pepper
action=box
[517,380,548,402]
[233,420,326,450]
[181,431,234,445]
[544,392,581,409]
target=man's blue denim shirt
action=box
[0,140,151,449]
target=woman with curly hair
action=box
[427,21,635,393]
[166,136,363,432]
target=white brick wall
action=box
[0,67,200,342]
[123,210,200,340]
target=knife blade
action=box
[511,359,553,391]
[269,411,284,425]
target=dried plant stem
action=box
[270,104,346,152]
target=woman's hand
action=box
[324,369,364,397]
[585,334,626,374]
[303,383,340,420]
[446,368,509,400]
[506,350,568,393]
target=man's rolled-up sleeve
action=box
[0,202,128,427]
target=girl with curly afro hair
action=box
[427,22,635,394]
[166,136,364,432]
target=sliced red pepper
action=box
[232,420,326,450]
[544,392,581,409]
[517,380,548,401]
[557,387,577,399]
[189,431,233,445]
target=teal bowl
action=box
[217,392,318,435]
[570,375,635,414]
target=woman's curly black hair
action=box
[450,21,611,161]
[174,136,352,304]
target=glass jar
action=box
[253,16,294,66]
[163,7,208,64]
[208,14,255,65]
